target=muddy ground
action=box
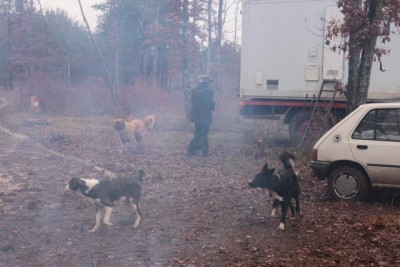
[1,110,400,267]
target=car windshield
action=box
[352,108,400,141]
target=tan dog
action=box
[113,115,155,153]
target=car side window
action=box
[352,110,377,140]
[378,109,400,141]
[352,108,400,141]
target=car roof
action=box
[362,102,400,109]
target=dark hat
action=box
[196,75,213,84]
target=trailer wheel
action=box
[288,111,312,143]
[288,110,336,143]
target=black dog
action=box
[248,152,300,230]
[65,170,144,232]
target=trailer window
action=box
[266,79,279,90]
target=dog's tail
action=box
[280,152,296,169]
[137,169,145,181]
[144,115,155,129]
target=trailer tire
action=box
[289,110,337,143]
[288,110,312,143]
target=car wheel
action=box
[328,166,369,201]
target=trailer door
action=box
[323,6,344,81]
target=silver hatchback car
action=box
[310,103,400,200]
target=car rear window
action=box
[352,108,400,142]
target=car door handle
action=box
[357,145,368,150]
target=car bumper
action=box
[310,161,331,180]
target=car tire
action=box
[328,166,369,201]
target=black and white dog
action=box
[248,152,300,230]
[65,170,144,233]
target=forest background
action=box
[0,0,241,117]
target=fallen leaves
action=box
[1,114,400,266]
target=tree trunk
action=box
[346,0,383,113]
[346,31,361,113]
[216,0,223,92]
[207,0,212,75]
[182,0,191,120]
[7,0,13,90]
[67,59,71,87]
[357,0,383,105]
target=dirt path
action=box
[1,113,400,266]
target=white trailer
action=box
[238,0,400,141]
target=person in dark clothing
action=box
[187,75,215,156]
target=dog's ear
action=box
[261,162,269,172]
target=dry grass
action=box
[0,80,314,166]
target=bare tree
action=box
[77,0,116,107]
[327,0,400,113]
